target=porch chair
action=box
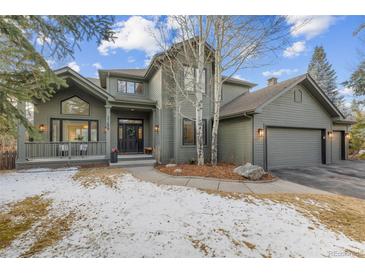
[59,144,69,157]
[80,143,88,157]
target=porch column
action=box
[105,104,111,160]
[17,101,26,162]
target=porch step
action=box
[118,154,154,161]
[110,159,156,168]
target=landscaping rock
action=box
[166,164,177,168]
[173,168,182,174]
[233,163,266,181]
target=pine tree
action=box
[308,46,346,114]
[0,16,114,137]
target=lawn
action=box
[0,167,364,257]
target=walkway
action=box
[125,166,330,195]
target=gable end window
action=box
[183,66,207,94]
[182,118,207,145]
[117,80,144,95]
[294,89,302,103]
[61,96,90,115]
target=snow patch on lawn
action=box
[0,169,364,257]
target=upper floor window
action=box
[294,89,302,103]
[183,66,206,94]
[118,80,144,95]
[61,96,89,115]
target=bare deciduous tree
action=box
[209,16,290,165]
[155,16,213,165]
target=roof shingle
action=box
[220,74,307,118]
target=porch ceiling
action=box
[109,100,156,112]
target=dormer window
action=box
[118,80,144,95]
[61,96,89,115]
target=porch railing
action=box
[25,141,106,160]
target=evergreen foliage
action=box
[308,46,346,114]
[0,16,114,137]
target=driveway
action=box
[272,160,365,199]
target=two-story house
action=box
[16,48,255,169]
[16,41,353,170]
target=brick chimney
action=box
[267,77,278,86]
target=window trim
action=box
[60,95,90,116]
[183,65,207,94]
[182,118,207,146]
[50,118,99,142]
[117,79,144,95]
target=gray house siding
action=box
[34,86,106,142]
[222,83,249,106]
[253,85,334,168]
[168,65,214,164]
[218,117,252,164]
[147,68,163,161]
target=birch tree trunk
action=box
[211,17,223,165]
[211,48,222,165]
[195,16,205,166]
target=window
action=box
[61,96,89,115]
[184,66,195,92]
[182,119,207,145]
[51,119,60,142]
[294,89,302,103]
[183,66,207,93]
[50,119,98,142]
[117,80,126,93]
[90,121,98,142]
[183,119,195,145]
[117,80,144,95]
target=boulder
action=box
[166,163,177,168]
[173,168,182,174]
[233,163,266,181]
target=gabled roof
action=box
[98,38,256,88]
[86,77,102,87]
[54,67,113,101]
[220,73,345,119]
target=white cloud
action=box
[46,59,55,68]
[262,68,299,78]
[283,41,306,58]
[92,62,102,70]
[233,74,248,81]
[67,61,80,73]
[127,56,136,63]
[286,16,336,40]
[36,34,51,46]
[166,16,180,30]
[339,87,353,95]
[98,16,160,57]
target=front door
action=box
[118,119,143,153]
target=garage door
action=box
[331,131,343,162]
[267,127,322,170]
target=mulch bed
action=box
[156,163,274,181]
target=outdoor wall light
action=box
[38,124,47,133]
[328,131,333,138]
[345,132,350,139]
[257,128,264,137]
[154,124,160,133]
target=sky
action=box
[45,15,364,107]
